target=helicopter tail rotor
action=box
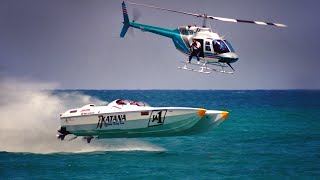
[132,8,141,22]
[128,8,142,37]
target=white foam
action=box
[0,77,165,154]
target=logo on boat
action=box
[96,114,126,129]
[148,110,167,127]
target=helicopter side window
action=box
[205,41,211,51]
[181,29,187,35]
[179,27,194,35]
[213,40,230,54]
[179,27,188,35]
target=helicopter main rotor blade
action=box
[207,16,287,27]
[127,2,202,18]
[126,1,287,28]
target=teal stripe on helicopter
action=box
[129,21,175,38]
[121,1,190,53]
[171,29,191,54]
[204,53,220,58]
[127,22,191,53]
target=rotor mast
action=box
[202,14,207,27]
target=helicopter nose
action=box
[222,52,238,59]
[219,52,239,63]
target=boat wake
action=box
[0,78,165,154]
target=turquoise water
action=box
[1,90,320,179]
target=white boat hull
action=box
[60,107,228,139]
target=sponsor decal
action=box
[96,114,126,129]
[148,110,167,127]
[80,109,90,112]
[81,112,94,115]
[141,111,149,116]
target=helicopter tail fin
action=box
[120,1,130,38]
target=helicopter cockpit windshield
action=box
[213,40,235,54]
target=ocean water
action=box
[1,90,320,179]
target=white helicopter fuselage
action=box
[177,26,239,64]
[120,1,286,73]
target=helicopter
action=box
[120,1,286,74]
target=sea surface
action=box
[1,90,320,179]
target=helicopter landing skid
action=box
[178,64,211,74]
[178,61,234,74]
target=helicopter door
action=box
[196,39,204,58]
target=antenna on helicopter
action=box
[126,1,287,28]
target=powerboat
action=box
[57,99,229,143]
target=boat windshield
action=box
[129,101,150,107]
[213,40,235,54]
[116,99,150,107]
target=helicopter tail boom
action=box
[120,1,176,39]
[120,1,130,38]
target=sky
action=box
[0,0,319,90]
